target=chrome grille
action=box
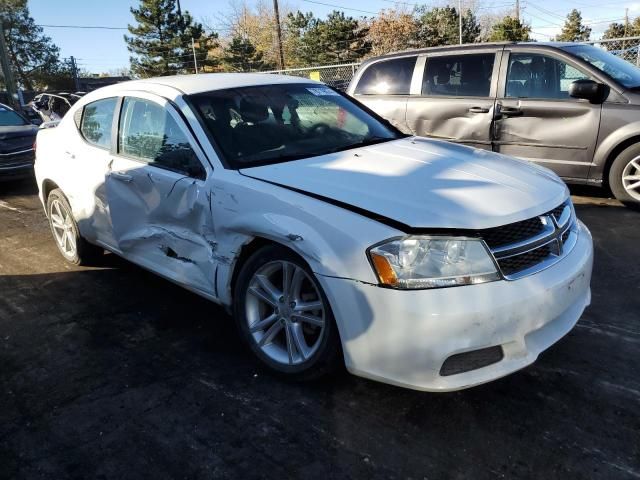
[481,200,578,280]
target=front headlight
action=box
[368,236,500,289]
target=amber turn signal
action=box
[370,252,398,286]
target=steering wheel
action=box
[308,123,333,136]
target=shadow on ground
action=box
[0,183,638,479]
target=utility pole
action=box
[624,8,629,51]
[0,23,19,110]
[515,0,520,22]
[191,38,199,74]
[69,56,80,91]
[273,0,285,70]
[458,0,463,44]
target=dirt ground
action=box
[1,178,638,479]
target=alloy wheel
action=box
[622,156,640,202]
[49,199,77,258]
[245,260,326,366]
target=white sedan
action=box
[34,74,593,391]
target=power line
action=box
[37,24,128,30]
[301,0,380,15]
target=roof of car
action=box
[94,73,320,96]
[361,41,585,64]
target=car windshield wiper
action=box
[240,137,400,167]
[319,136,398,156]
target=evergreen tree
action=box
[285,10,369,65]
[555,9,591,42]
[416,7,481,47]
[222,36,271,72]
[125,0,218,78]
[488,16,531,41]
[0,0,64,90]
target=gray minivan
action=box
[347,42,640,207]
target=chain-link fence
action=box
[588,36,640,65]
[264,63,361,91]
[264,37,640,88]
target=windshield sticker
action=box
[306,87,339,96]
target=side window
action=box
[422,53,495,97]
[354,56,417,95]
[506,53,592,99]
[118,97,204,178]
[80,97,117,149]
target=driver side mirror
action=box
[569,79,608,104]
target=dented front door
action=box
[105,95,217,296]
[494,49,602,179]
[405,50,501,150]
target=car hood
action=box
[240,137,569,230]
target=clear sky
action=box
[27,0,640,74]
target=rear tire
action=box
[233,244,341,381]
[46,189,103,265]
[609,144,640,210]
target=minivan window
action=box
[422,53,495,97]
[80,97,117,148]
[506,53,591,99]
[561,44,640,89]
[118,97,204,177]
[354,56,417,95]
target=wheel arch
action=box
[41,179,61,214]
[226,235,317,309]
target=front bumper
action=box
[318,220,593,392]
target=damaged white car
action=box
[35,74,594,391]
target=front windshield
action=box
[561,44,640,89]
[0,105,28,127]
[190,83,402,168]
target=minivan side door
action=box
[106,94,218,297]
[350,55,418,133]
[405,48,501,150]
[494,48,602,179]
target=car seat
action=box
[232,98,283,160]
[507,60,529,98]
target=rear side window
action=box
[422,53,495,97]
[354,56,417,95]
[80,97,117,149]
[118,97,204,178]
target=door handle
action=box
[468,106,490,113]
[110,171,133,183]
[500,107,523,117]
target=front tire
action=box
[46,189,103,265]
[609,144,640,209]
[233,244,341,380]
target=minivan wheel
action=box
[233,244,341,380]
[609,145,640,209]
[46,189,103,265]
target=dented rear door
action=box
[493,47,601,180]
[405,48,501,150]
[106,95,218,296]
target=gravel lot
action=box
[1,178,638,479]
